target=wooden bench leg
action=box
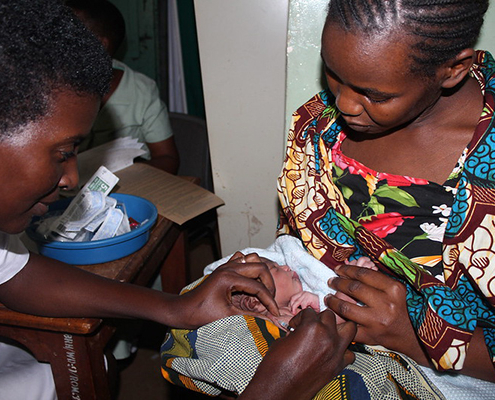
[0,325,114,400]
[160,230,188,294]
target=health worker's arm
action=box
[0,252,278,329]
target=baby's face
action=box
[261,258,303,307]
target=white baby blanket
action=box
[204,234,337,311]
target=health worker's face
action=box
[0,91,100,234]
[262,258,303,307]
[321,23,443,135]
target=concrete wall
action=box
[194,0,289,255]
[477,3,495,54]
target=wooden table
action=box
[0,215,188,400]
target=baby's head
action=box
[262,257,303,308]
[233,257,303,314]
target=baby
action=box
[233,255,377,329]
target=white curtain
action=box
[167,0,188,113]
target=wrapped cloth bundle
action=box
[161,236,446,400]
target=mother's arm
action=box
[325,264,495,382]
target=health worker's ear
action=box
[439,48,476,90]
[99,36,112,53]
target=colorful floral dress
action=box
[277,50,495,372]
[332,132,461,282]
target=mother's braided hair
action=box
[326,0,489,75]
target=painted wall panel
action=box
[194,0,289,255]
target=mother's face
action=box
[0,91,100,234]
[321,23,444,135]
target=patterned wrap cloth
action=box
[161,279,445,399]
[277,51,495,372]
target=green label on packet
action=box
[87,177,110,193]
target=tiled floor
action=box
[116,239,216,400]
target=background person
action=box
[66,0,180,174]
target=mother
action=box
[278,0,495,383]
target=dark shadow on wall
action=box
[177,0,205,118]
[110,0,205,118]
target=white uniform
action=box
[0,232,56,400]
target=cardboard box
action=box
[114,163,224,225]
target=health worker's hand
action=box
[173,252,279,329]
[240,308,356,400]
[325,264,428,363]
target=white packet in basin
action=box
[84,196,118,233]
[63,191,106,232]
[92,207,124,241]
[49,166,119,239]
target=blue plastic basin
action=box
[26,193,157,265]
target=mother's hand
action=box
[175,252,279,328]
[325,264,428,363]
[240,308,356,400]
